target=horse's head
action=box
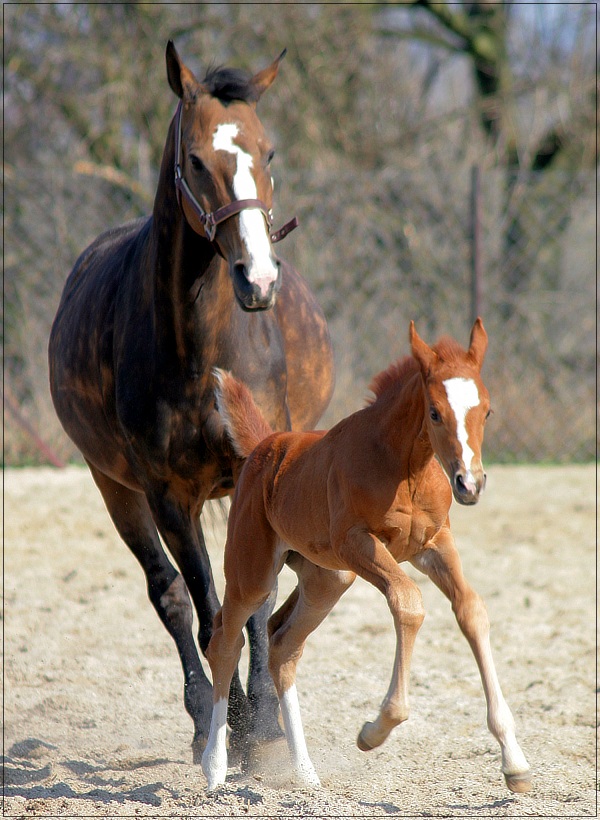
[166,41,284,311]
[410,319,491,506]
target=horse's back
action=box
[55,217,149,309]
[275,260,334,430]
[48,216,151,484]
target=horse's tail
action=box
[213,368,274,459]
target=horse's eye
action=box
[190,155,204,172]
[429,407,441,423]
[485,408,493,421]
[266,149,275,166]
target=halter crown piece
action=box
[173,101,298,244]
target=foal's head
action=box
[411,319,490,505]
[166,41,283,311]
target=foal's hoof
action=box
[202,746,228,791]
[357,721,383,752]
[504,769,532,793]
[293,760,321,788]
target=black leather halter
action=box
[173,101,298,244]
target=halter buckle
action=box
[204,213,217,242]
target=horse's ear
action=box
[468,317,488,370]
[410,321,437,375]
[250,49,287,100]
[166,40,199,100]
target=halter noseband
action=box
[173,101,298,244]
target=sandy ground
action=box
[3,464,596,818]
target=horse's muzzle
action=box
[232,261,282,312]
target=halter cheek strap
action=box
[173,101,298,244]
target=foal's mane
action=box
[367,336,471,404]
[368,356,419,404]
[202,65,261,105]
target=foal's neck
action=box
[371,368,434,477]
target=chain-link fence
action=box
[279,162,596,463]
[4,161,596,465]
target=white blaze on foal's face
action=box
[442,377,480,473]
[212,122,277,296]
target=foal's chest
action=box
[380,504,444,563]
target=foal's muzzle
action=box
[452,469,486,506]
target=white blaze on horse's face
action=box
[212,122,278,297]
[443,377,480,480]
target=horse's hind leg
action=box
[412,530,531,793]
[268,555,356,785]
[87,464,212,757]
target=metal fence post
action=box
[470,164,483,325]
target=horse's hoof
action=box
[244,734,289,774]
[504,769,532,793]
[192,732,208,765]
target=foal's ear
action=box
[468,317,488,370]
[166,40,200,100]
[250,49,287,100]
[410,321,437,375]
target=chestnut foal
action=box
[202,320,531,793]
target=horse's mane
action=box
[367,356,419,404]
[202,65,261,105]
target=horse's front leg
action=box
[336,529,425,752]
[241,584,284,750]
[149,493,251,758]
[412,531,531,793]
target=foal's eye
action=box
[266,149,275,166]
[485,408,493,421]
[429,407,441,423]
[190,155,204,172]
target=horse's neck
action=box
[148,121,228,366]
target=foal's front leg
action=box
[336,529,425,752]
[412,530,531,793]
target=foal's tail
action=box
[213,368,274,459]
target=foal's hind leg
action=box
[412,529,531,793]
[202,571,278,788]
[268,555,356,786]
[87,464,212,753]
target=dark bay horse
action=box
[48,42,334,759]
[203,320,531,793]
